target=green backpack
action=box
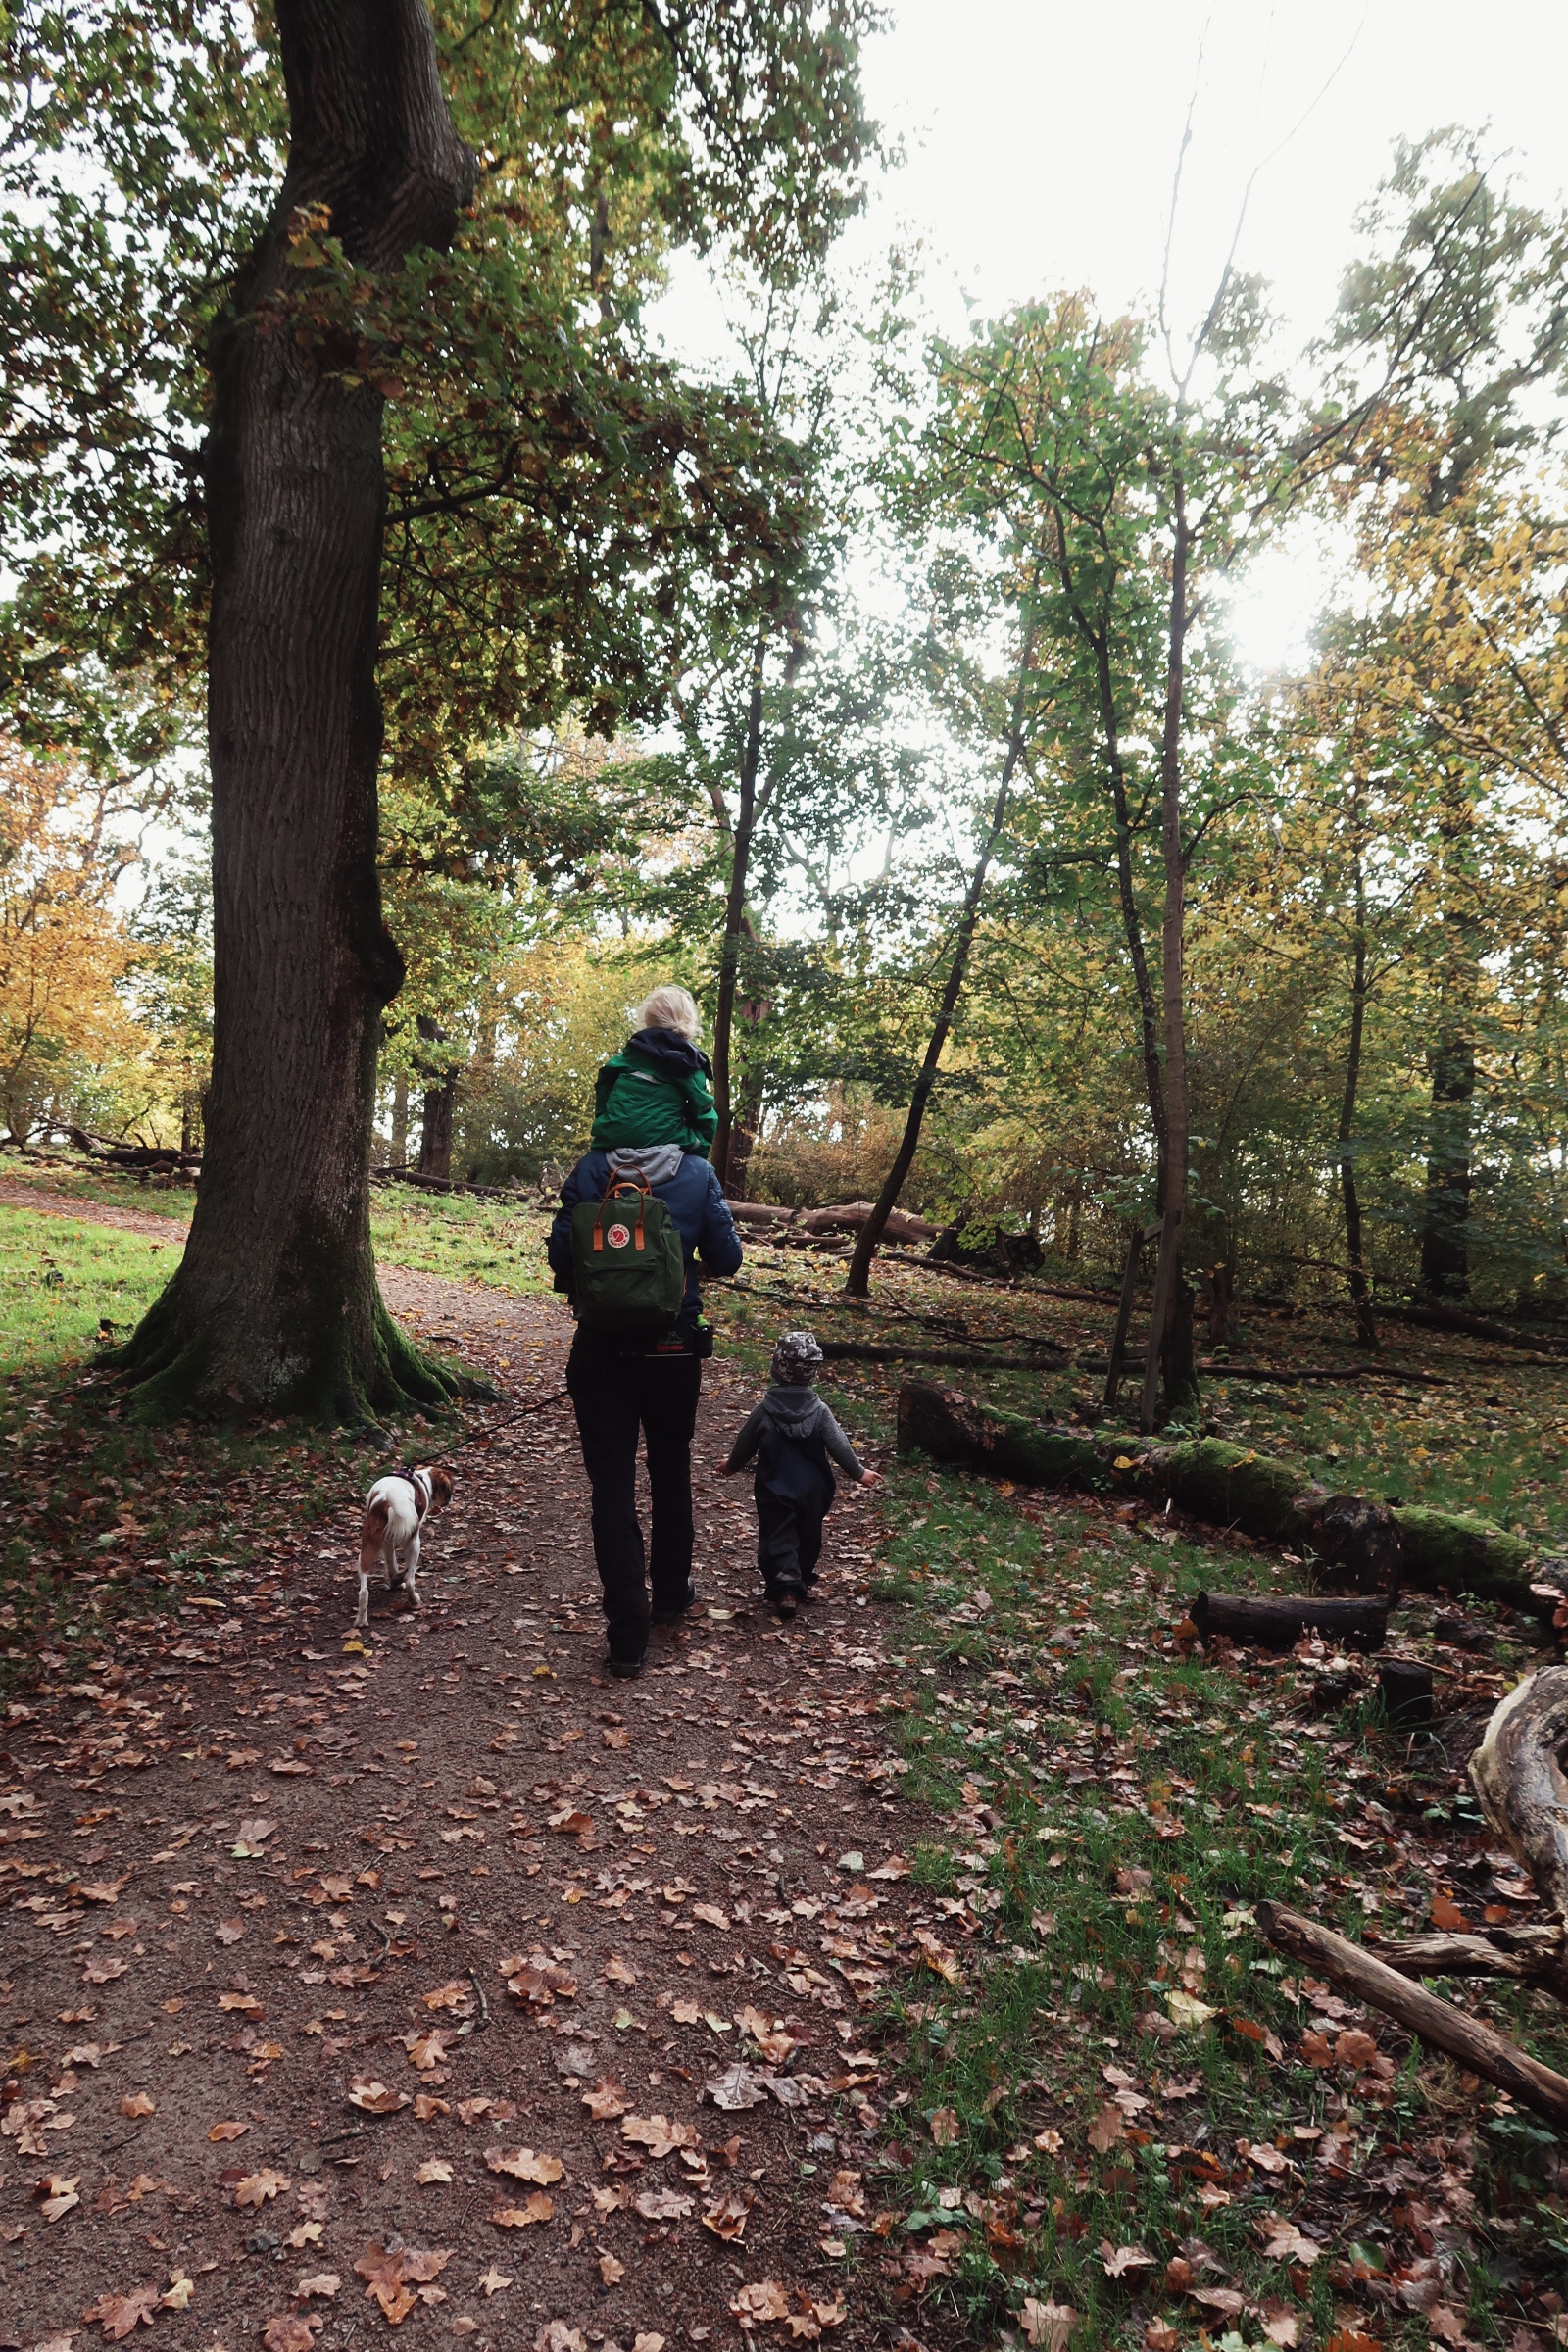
[570,1174,686,1335]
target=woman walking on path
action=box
[547,988,743,1678]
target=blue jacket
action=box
[548,1150,743,1324]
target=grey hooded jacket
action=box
[724,1386,866,1509]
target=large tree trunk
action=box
[111,0,476,1421]
[1140,490,1198,1431]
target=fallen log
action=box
[1469,1667,1568,1922]
[371,1166,515,1200]
[820,1339,1069,1371]
[1369,1922,1568,1997]
[1257,1899,1568,2129]
[1189,1591,1388,1652]
[896,1378,1541,1605]
[1377,1300,1568,1356]
[795,1200,940,1245]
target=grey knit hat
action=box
[770,1330,823,1386]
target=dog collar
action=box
[397,1468,431,1521]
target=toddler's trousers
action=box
[756,1492,824,1594]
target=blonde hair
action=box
[636,985,701,1040]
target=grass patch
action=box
[368,1187,553,1293]
[0,1204,177,1372]
[0,1150,557,1295]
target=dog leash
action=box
[464,1386,570,1436]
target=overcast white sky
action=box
[657,0,1568,670]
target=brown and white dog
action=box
[355,1464,454,1630]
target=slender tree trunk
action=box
[1056,526,1169,1204]
[1339,835,1378,1348]
[1140,490,1197,1433]
[1420,774,1481,1301]
[710,629,767,1190]
[418,1075,457,1182]
[390,1068,409,1169]
[1101,1216,1159,1417]
[844,663,1033,1299]
[724,1032,767,1201]
[111,0,475,1420]
[1422,1031,1475,1298]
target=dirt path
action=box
[0,1246,930,2352]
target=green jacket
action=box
[590,1027,718,1157]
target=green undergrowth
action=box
[858,1454,1568,2352]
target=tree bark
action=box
[1422,1024,1476,1299]
[843,648,1034,1299]
[416,1014,459,1182]
[1101,1217,1158,1418]
[1339,828,1378,1348]
[724,1054,766,1200]
[1140,486,1197,1431]
[1468,1666,1568,1922]
[110,0,476,1421]
[1057,540,1169,1204]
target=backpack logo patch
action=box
[606,1221,632,1250]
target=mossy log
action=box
[896,1379,1542,1607]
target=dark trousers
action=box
[566,1336,702,1662]
[756,1490,825,1594]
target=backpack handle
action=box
[591,1172,651,1254]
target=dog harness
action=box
[395,1468,432,1522]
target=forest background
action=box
[6,0,1568,1413]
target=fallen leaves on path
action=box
[354,2241,451,2327]
[81,2285,160,2340]
[486,2145,564,2183]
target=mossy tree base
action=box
[109,1265,461,1428]
[897,1380,1541,1608]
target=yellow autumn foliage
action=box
[0,738,145,1141]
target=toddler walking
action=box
[721,1331,879,1616]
